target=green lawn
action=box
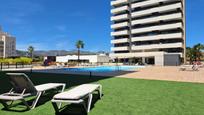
[0,72,204,115]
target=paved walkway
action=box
[118,66,204,83]
[5,65,204,83]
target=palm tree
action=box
[28,46,34,59]
[75,40,84,64]
[193,43,204,61]
[186,43,204,64]
[186,47,195,64]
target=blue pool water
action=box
[63,66,144,72]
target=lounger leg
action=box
[82,101,87,113]
[99,85,102,99]
[31,92,42,109]
[58,84,66,108]
[52,102,59,113]
[0,100,10,110]
[87,94,93,113]
[42,91,46,94]
[61,84,66,93]
[21,99,31,110]
[6,100,13,107]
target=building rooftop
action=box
[0,26,14,37]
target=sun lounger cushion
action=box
[0,95,23,101]
[53,84,100,100]
[35,83,65,92]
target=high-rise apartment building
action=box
[0,27,16,58]
[110,0,186,66]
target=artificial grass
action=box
[0,72,204,115]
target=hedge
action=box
[0,57,32,64]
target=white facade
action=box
[56,54,110,63]
[0,27,16,58]
[110,0,186,65]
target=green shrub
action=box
[0,57,32,64]
[19,57,32,64]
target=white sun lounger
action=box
[51,84,102,113]
[179,65,199,71]
[0,73,66,110]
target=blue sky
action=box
[0,0,203,51]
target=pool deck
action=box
[33,66,204,83]
[117,66,204,83]
[3,65,204,84]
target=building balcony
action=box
[111,22,130,29]
[111,6,129,14]
[131,3,182,18]
[132,13,182,25]
[111,0,129,6]
[111,14,129,21]
[109,51,166,58]
[111,38,129,44]
[111,30,129,36]
[131,0,170,9]
[111,46,129,51]
[131,33,183,42]
[131,42,183,51]
[131,23,183,34]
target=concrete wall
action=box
[97,55,110,63]
[56,55,110,63]
[155,55,164,66]
[55,56,66,63]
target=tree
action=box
[27,46,34,59]
[186,43,204,64]
[186,47,195,64]
[193,43,204,61]
[75,40,84,64]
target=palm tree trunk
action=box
[198,53,201,61]
[78,48,80,65]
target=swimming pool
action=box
[63,66,144,72]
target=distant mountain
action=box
[16,50,27,57]
[16,50,98,57]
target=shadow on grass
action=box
[0,71,111,93]
[0,71,109,113]
[1,90,61,112]
[56,93,101,115]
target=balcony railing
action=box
[111,38,129,44]
[111,14,129,21]
[111,46,129,51]
[131,23,182,34]
[132,13,182,25]
[131,42,183,51]
[131,0,171,9]
[131,3,182,18]
[111,6,129,14]
[131,33,183,42]
[111,30,129,36]
[111,22,130,29]
[111,0,129,6]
